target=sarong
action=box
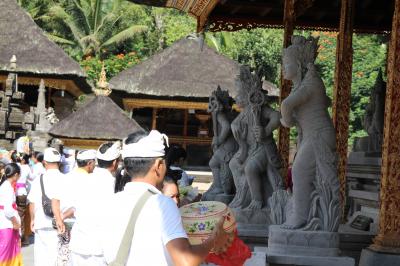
[0,228,23,266]
[16,195,27,242]
[55,221,74,266]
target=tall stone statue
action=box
[353,70,386,152]
[229,66,282,222]
[202,86,238,204]
[280,35,339,231]
[267,36,354,266]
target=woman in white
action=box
[0,163,22,265]
[11,152,31,245]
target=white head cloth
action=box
[97,141,121,161]
[77,149,96,160]
[43,148,61,163]
[122,130,169,159]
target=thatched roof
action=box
[109,37,242,98]
[0,0,90,93]
[49,96,144,140]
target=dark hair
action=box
[21,153,30,164]
[77,159,94,168]
[11,151,21,163]
[165,145,186,167]
[97,142,116,169]
[114,167,130,193]
[32,152,44,163]
[123,157,157,179]
[36,152,44,163]
[0,163,21,186]
[163,175,178,186]
[125,131,148,145]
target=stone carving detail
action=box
[24,79,58,151]
[353,70,386,152]
[202,86,238,204]
[280,36,340,231]
[228,66,282,223]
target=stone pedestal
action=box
[359,248,400,266]
[266,225,355,266]
[233,207,270,225]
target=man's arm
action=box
[29,203,35,232]
[166,218,232,266]
[51,199,65,234]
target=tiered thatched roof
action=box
[49,96,144,140]
[0,0,91,95]
[109,37,242,99]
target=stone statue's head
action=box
[282,35,319,80]
[208,86,232,112]
[235,66,262,108]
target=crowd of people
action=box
[0,130,232,266]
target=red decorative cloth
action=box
[205,230,252,266]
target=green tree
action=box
[48,0,148,58]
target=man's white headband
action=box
[97,141,121,161]
[122,130,169,159]
[77,149,96,160]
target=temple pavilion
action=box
[49,67,144,149]
[0,0,91,114]
[127,0,400,265]
[109,36,278,166]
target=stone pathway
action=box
[21,244,34,266]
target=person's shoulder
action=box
[153,194,179,211]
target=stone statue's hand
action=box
[280,117,294,128]
[253,125,264,142]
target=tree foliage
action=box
[18,0,388,145]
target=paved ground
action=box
[21,243,34,266]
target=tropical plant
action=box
[48,0,148,58]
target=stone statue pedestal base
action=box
[233,208,270,239]
[233,207,270,225]
[359,248,400,266]
[266,225,355,266]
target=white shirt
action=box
[101,182,188,266]
[0,181,20,229]
[27,169,63,230]
[30,162,45,182]
[69,167,115,255]
[16,164,31,196]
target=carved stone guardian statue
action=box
[267,36,353,266]
[202,86,238,204]
[353,70,386,153]
[229,66,283,226]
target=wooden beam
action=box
[278,0,295,185]
[332,0,355,221]
[123,98,209,111]
[0,75,82,97]
[152,108,158,130]
[123,98,240,112]
[371,0,400,253]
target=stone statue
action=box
[229,66,282,215]
[280,36,339,231]
[353,70,386,152]
[202,86,238,204]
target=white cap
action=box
[97,141,121,161]
[122,130,169,159]
[76,149,96,161]
[43,148,61,163]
